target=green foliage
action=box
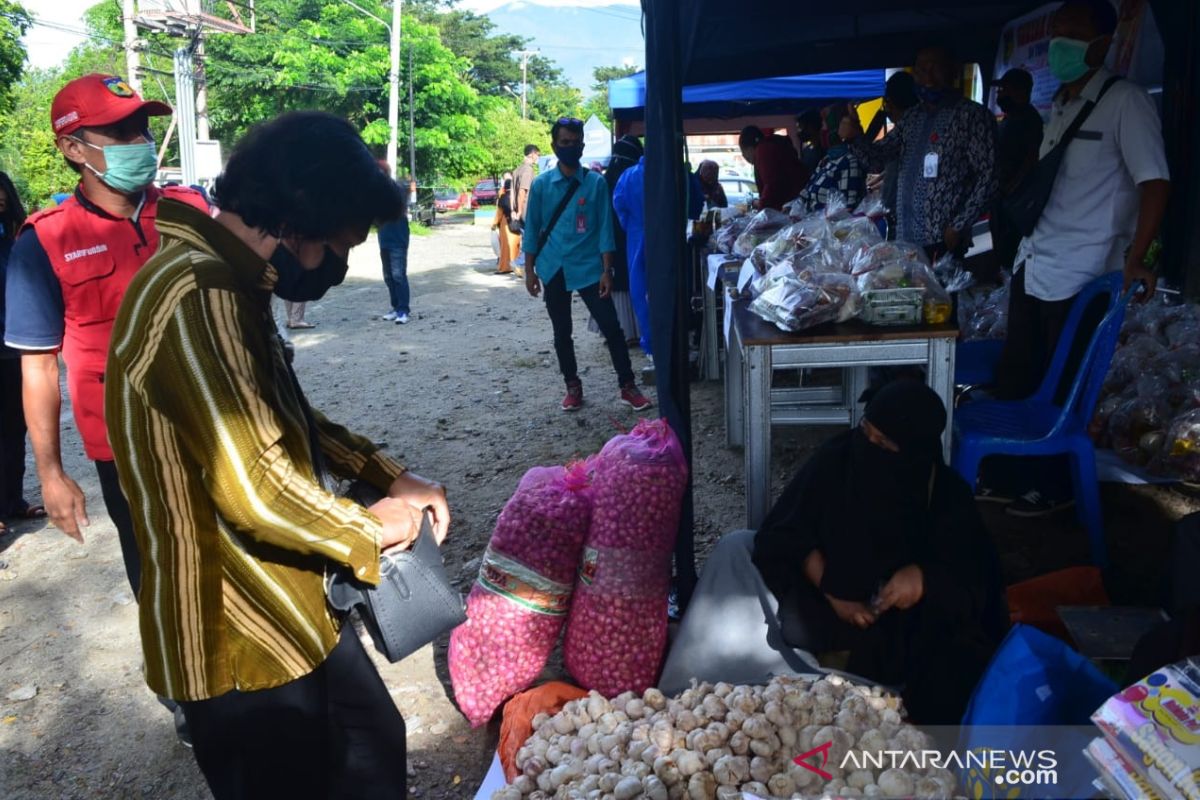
[0,68,76,208]
[475,99,551,182]
[582,63,639,125]
[0,0,30,114]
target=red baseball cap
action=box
[51,73,173,136]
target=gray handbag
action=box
[327,485,466,663]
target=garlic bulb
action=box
[686,771,717,800]
[877,768,914,798]
[613,775,642,800]
[502,675,934,799]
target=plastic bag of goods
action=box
[854,189,890,221]
[563,420,688,697]
[750,273,857,332]
[853,243,950,324]
[749,214,835,274]
[931,251,975,294]
[748,258,797,299]
[450,464,593,726]
[831,215,884,267]
[732,208,791,256]
[958,276,1010,341]
[1164,410,1200,481]
[711,208,752,254]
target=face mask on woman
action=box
[269,242,350,302]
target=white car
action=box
[719,176,758,207]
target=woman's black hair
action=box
[212,111,405,239]
[0,171,27,241]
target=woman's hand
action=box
[825,594,877,629]
[875,564,924,612]
[385,471,450,543]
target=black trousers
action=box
[180,624,407,800]
[543,270,635,387]
[95,459,142,595]
[0,358,26,517]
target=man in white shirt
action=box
[990,0,1170,516]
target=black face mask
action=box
[996,95,1017,114]
[269,242,350,302]
[553,143,584,169]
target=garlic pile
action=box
[493,676,958,800]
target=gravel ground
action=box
[0,216,1189,799]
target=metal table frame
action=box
[726,302,957,527]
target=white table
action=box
[726,301,958,527]
[701,254,743,381]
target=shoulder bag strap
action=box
[535,177,582,257]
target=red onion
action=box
[450,464,592,726]
[564,420,688,696]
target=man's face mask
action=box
[270,242,350,302]
[553,141,584,168]
[996,94,1017,114]
[73,136,158,194]
[1048,36,1100,83]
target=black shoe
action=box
[174,706,193,749]
[975,486,1016,505]
[1005,490,1075,518]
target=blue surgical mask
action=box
[1048,37,1098,83]
[74,138,158,194]
[270,243,350,302]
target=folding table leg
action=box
[927,337,956,461]
[847,366,869,429]
[744,343,773,528]
[726,320,745,448]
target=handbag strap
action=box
[1049,76,1121,157]
[535,176,582,257]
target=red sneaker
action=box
[620,382,653,411]
[561,380,583,412]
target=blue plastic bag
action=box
[958,624,1117,798]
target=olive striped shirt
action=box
[106,200,405,701]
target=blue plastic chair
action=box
[955,339,1005,391]
[952,272,1136,567]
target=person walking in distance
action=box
[522,117,652,412]
[378,175,411,324]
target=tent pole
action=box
[644,0,697,609]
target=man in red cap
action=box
[3,74,208,596]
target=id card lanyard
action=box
[924,131,941,179]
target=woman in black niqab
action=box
[753,380,1008,723]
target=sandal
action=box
[17,503,46,519]
[286,321,317,330]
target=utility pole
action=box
[387,0,401,179]
[122,0,141,93]
[337,0,399,180]
[174,45,198,186]
[195,35,209,140]
[515,49,538,119]
[408,42,416,186]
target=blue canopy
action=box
[608,69,886,120]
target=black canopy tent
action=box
[641,0,1198,608]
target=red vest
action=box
[22,185,209,460]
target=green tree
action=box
[582,63,639,125]
[0,0,31,113]
[475,98,550,183]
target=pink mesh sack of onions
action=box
[563,419,688,697]
[449,464,592,727]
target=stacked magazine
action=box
[1085,658,1200,800]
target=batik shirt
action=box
[852,97,997,247]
